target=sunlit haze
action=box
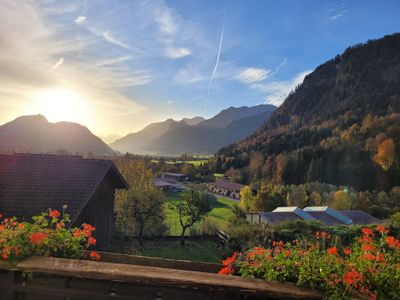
[0,0,399,136]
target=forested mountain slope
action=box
[215,33,400,191]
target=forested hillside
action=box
[214,33,400,191]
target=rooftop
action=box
[0,153,128,224]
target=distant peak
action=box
[12,114,48,124]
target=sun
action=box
[27,88,92,125]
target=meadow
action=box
[164,191,235,236]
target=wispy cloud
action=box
[48,58,64,72]
[329,9,348,20]
[236,67,271,84]
[250,70,312,106]
[208,19,225,94]
[102,30,131,50]
[166,47,191,59]
[75,15,86,24]
[96,56,132,67]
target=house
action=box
[0,153,128,249]
[161,172,188,183]
[246,206,379,226]
[206,180,246,199]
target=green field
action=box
[129,239,223,263]
[151,159,208,166]
[164,192,235,235]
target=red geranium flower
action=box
[344,248,351,255]
[327,247,338,255]
[88,237,96,246]
[89,251,101,261]
[49,210,61,218]
[343,269,363,286]
[29,232,47,245]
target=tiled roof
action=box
[154,178,173,187]
[340,210,380,225]
[305,211,345,226]
[0,153,127,224]
[260,212,303,223]
[210,180,245,192]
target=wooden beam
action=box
[0,256,322,299]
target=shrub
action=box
[0,209,101,265]
[218,225,400,299]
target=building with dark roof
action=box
[206,180,246,199]
[246,206,379,226]
[0,153,128,249]
[161,172,188,183]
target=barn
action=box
[0,153,128,249]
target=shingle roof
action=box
[304,211,345,226]
[340,210,380,225]
[0,153,127,224]
[260,212,302,224]
[210,180,245,192]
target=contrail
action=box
[208,18,225,94]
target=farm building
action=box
[161,172,188,183]
[206,180,247,199]
[246,206,379,226]
[0,153,128,249]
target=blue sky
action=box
[0,0,399,135]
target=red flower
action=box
[386,236,400,248]
[343,269,363,286]
[88,237,96,246]
[376,225,388,234]
[56,222,65,230]
[18,223,24,230]
[327,247,338,255]
[362,243,375,252]
[362,228,374,236]
[344,248,351,255]
[89,251,101,261]
[218,266,234,275]
[29,232,47,245]
[49,210,61,218]
[361,253,375,261]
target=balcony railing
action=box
[0,253,323,300]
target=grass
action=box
[129,239,223,263]
[151,159,208,166]
[164,192,236,235]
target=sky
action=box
[0,0,399,136]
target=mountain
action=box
[111,104,276,155]
[200,105,275,128]
[99,133,122,144]
[0,115,115,156]
[182,116,205,126]
[215,33,400,191]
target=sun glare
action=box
[27,88,93,126]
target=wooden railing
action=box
[0,254,323,300]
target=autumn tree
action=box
[170,189,216,245]
[253,183,285,211]
[115,159,165,245]
[374,138,396,171]
[239,186,255,211]
[331,190,356,210]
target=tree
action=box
[253,184,285,211]
[115,159,165,245]
[374,138,396,171]
[239,186,254,211]
[331,190,355,210]
[171,189,216,245]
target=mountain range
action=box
[0,115,115,156]
[111,104,276,155]
[216,33,400,191]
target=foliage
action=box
[169,189,216,245]
[390,212,400,227]
[214,34,400,192]
[218,225,400,299]
[0,210,101,265]
[374,138,397,171]
[115,158,166,244]
[239,186,254,211]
